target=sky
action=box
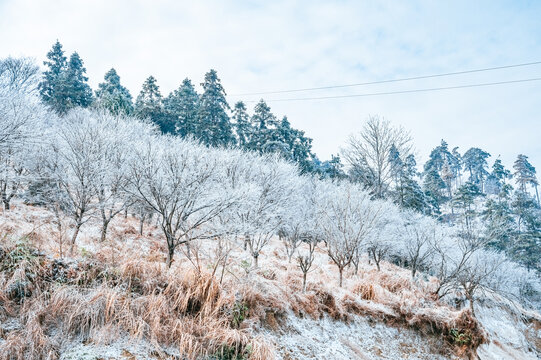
[1,0,540,172]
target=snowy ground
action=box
[1,201,540,359]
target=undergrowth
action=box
[0,233,486,360]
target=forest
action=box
[0,41,540,358]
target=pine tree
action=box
[135,76,171,133]
[462,147,491,191]
[95,68,133,115]
[249,99,278,152]
[389,149,427,213]
[197,69,234,147]
[423,168,446,214]
[485,158,511,196]
[513,154,539,204]
[232,101,252,147]
[39,41,68,114]
[318,154,347,180]
[163,78,199,137]
[62,52,93,110]
[453,182,483,231]
[483,198,515,251]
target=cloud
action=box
[1,0,540,171]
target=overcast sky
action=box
[1,0,540,172]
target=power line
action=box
[230,61,541,96]
[239,77,541,103]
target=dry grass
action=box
[0,203,491,359]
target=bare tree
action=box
[342,116,412,198]
[0,58,44,211]
[297,235,318,292]
[318,181,384,286]
[126,136,239,267]
[237,154,299,268]
[400,212,439,278]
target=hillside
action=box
[1,201,539,360]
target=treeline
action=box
[38,41,337,175]
[339,118,541,273]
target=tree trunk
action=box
[139,213,147,235]
[302,272,307,292]
[3,200,9,211]
[339,267,344,287]
[70,222,82,253]
[100,219,110,243]
[252,252,259,268]
[467,293,475,317]
[166,245,175,268]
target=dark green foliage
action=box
[462,147,491,191]
[39,41,67,112]
[95,68,133,115]
[135,76,172,133]
[197,69,235,146]
[315,154,347,180]
[163,78,199,137]
[232,101,252,147]
[39,41,93,114]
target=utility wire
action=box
[239,77,541,103]
[230,61,541,96]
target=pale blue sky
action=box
[1,0,540,172]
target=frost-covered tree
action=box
[126,136,239,267]
[342,116,412,198]
[0,57,44,210]
[238,155,299,267]
[317,181,384,286]
[400,213,440,278]
[196,69,235,147]
[39,41,68,114]
[279,177,318,262]
[135,76,171,133]
[38,109,105,248]
[232,101,252,147]
[95,68,133,115]
[462,147,491,192]
[163,78,199,137]
[513,154,539,204]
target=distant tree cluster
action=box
[341,117,541,273]
[38,41,343,175]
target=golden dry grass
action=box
[0,204,487,359]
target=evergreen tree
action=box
[39,41,67,113]
[62,52,93,110]
[483,197,515,251]
[135,76,171,133]
[279,117,315,173]
[485,158,511,196]
[95,68,133,115]
[249,99,278,152]
[232,101,252,147]
[513,154,539,204]
[316,154,347,180]
[423,168,446,215]
[453,182,483,230]
[512,190,541,233]
[462,147,491,191]
[163,78,199,137]
[197,69,235,147]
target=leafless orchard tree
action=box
[342,115,412,198]
[0,58,44,211]
[318,181,384,286]
[400,212,440,278]
[237,154,299,268]
[126,136,240,267]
